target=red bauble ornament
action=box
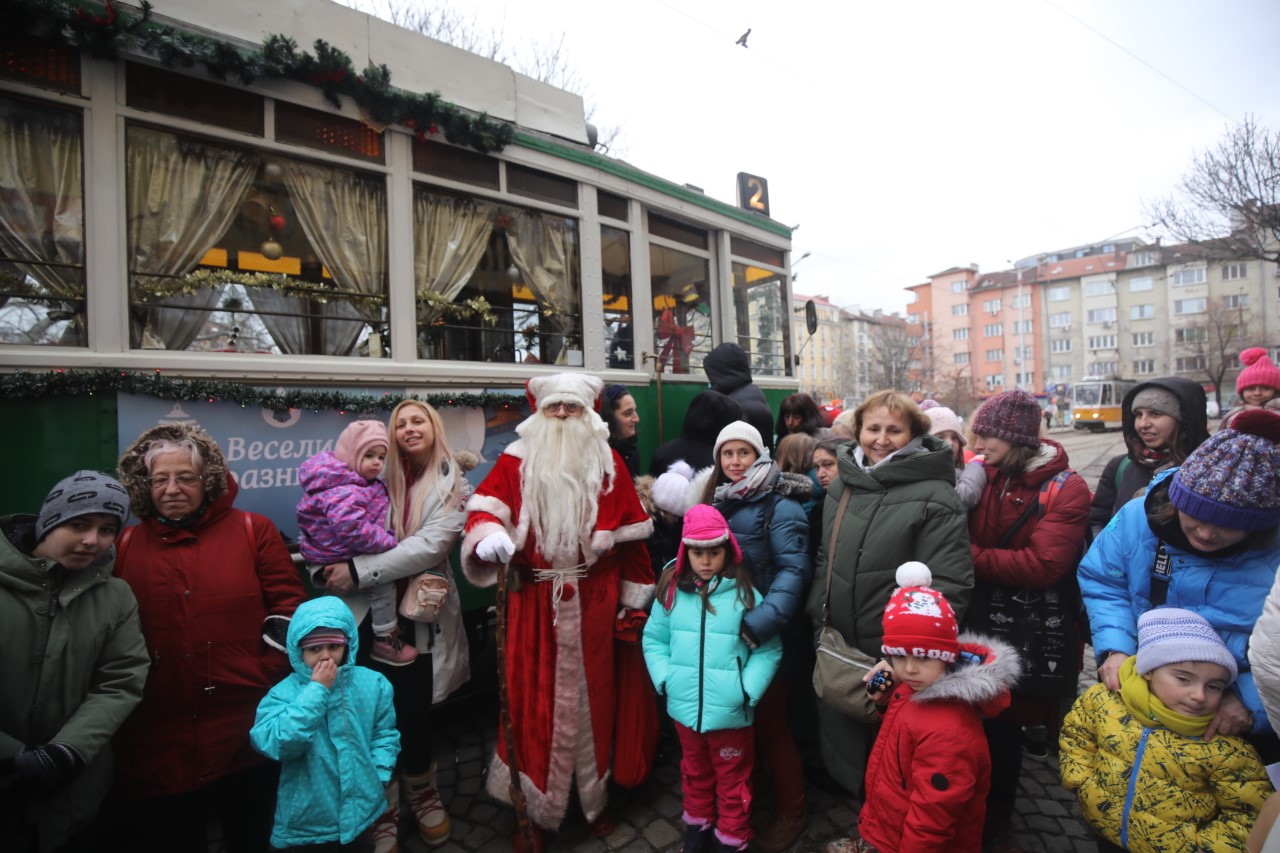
[269,214,286,233]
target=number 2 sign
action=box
[736,172,770,217]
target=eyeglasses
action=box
[542,401,583,415]
[147,474,202,489]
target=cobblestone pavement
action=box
[403,652,1104,853]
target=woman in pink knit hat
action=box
[1220,347,1280,431]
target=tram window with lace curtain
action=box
[730,236,790,377]
[0,95,86,347]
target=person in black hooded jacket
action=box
[1089,376,1209,537]
[649,389,743,477]
[704,342,776,453]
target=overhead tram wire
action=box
[1039,0,1239,125]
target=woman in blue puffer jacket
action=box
[250,596,400,849]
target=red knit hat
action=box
[1237,347,1280,395]
[880,562,959,663]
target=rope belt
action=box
[532,562,589,625]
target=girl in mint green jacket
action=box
[643,505,782,853]
[251,596,399,849]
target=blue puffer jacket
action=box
[250,596,400,847]
[711,464,812,647]
[643,576,782,732]
[1079,470,1280,734]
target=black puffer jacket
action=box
[704,343,775,452]
[1089,377,1209,535]
[649,389,743,477]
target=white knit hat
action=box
[1136,608,1237,683]
[712,421,766,463]
[525,372,604,412]
[926,406,966,447]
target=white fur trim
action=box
[465,492,514,528]
[591,529,615,556]
[613,518,654,543]
[461,521,507,587]
[676,467,715,517]
[527,373,604,412]
[620,581,655,611]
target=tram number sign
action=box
[737,172,770,216]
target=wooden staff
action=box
[495,558,538,851]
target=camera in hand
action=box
[866,669,894,695]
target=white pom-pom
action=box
[896,561,933,589]
[666,460,695,481]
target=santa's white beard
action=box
[517,411,614,565]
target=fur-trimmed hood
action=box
[117,423,229,518]
[907,633,1020,717]
[675,463,812,516]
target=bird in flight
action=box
[736,28,751,47]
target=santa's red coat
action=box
[462,443,653,829]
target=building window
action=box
[983,323,1003,337]
[951,280,966,293]
[1050,339,1072,353]
[1014,294,1031,308]
[1131,251,1156,267]
[954,351,970,365]
[1049,312,1072,329]
[1170,267,1207,287]
[1089,361,1118,376]
[1050,365,1072,379]
[1176,355,1207,371]
[1222,293,1249,310]
[1132,332,1154,347]
[1133,359,1155,375]
[907,313,919,324]
[952,328,968,340]
[1129,276,1153,292]
[1012,320,1033,334]
[983,298,1001,313]
[1222,262,1247,280]
[952,303,967,316]
[1049,287,1070,302]
[1174,298,1206,315]
[1085,280,1115,296]
[1087,335,1117,350]
[1130,304,1154,320]
[1175,327,1208,344]
[985,349,1003,362]
[1087,307,1117,324]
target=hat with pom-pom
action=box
[880,562,959,663]
[1169,420,1280,532]
[1237,347,1280,395]
[651,460,696,517]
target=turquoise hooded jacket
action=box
[250,596,399,847]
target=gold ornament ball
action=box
[260,239,284,260]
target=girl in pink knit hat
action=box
[1220,347,1280,431]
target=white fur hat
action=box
[712,420,766,463]
[525,372,604,412]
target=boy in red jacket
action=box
[825,562,1021,853]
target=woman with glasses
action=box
[108,423,306,853]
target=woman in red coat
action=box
[962,391,1091,852]
[111,423,306,853]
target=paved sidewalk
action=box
[407,652,1104,852]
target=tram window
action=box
[601,226,634,369]
[506,163,578,209]
[127,63,264,138]
[0,36,80,94]
[124,125,388,357]
[650,244,710,374]
[413,187,582,365]
[598,190,629,222]
[0,95,86,346]
[412,138,499,189]
[732,261,789,377]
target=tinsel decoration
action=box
[1,368,529,414]
[12,0,515,153]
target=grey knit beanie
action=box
[1130,387,1181,421]
[37,470,131,540]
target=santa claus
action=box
[461,372,654,846]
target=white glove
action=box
[476,531,516,564]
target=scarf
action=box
[714,458,779,503]
[1133,446,1172,469]
[1117,655,1214,738]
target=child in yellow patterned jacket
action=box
[1061,608,1273,852]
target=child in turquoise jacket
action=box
[250,596,399,849]
[643,504,782,853]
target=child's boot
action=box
[682,821,713,853]
[712,829,749,852]
[403,763,450,847]
[370,779,400,853]
[371,630,418,666]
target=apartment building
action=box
[792,293,910,403]
[904,265,980,401]
[791,293,843,400]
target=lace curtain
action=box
[413,190,495,326]
[280,161,386,356]
[0,98,84,341]
[506,213,576,337]
[246,288,367,356]
[126,127,259,349]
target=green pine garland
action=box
[13,0,515,153]
[0,368,529,414]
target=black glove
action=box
[12,743,83,793]
[262,614,291,653]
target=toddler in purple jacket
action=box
[297,420,414,666]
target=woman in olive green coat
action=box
[809,392,973,798]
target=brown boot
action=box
[754,813,809,852]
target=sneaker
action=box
[369,801,399,853]
[1021,725,1049,762]
[754,813,809,852]
[404,765,450,847]
[371,632,418,667]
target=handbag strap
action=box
[996,499,1040,548]
[1149,540,1172,606]
[821,487,853,628]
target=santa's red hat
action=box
[880,562,959,664]
[525,372,604,413]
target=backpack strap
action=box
[1149,540,1172,606]
[1036,469,1076,518]
[1113,456,1131,496]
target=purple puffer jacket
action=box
[297,452,397,564]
